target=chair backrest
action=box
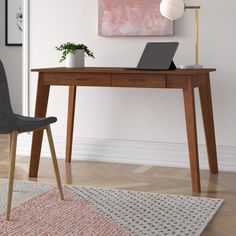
[0,60,15,123]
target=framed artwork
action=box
[5,0,22,46]
[98,0,173,36]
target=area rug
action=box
[0,180,223,236]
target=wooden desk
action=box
[30,67,218,193]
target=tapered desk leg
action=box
[199,77,218,174]
[65,86,77,162]
[29,75,50,177]
[183,79,201,193]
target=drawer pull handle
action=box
[129,78,146,82]
[76,78,91,81]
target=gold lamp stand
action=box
[180,6,203,69]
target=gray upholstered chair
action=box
[0,60,64,220]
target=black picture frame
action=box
[5,0,22,46]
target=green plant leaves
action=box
[55,42,95,62]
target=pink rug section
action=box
[0,187,131,236]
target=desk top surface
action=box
[32,67,216,75]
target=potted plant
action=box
[56,42,95,68]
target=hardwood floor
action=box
[0,134,236,235]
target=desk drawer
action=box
[43,73,112,86]
[112,74,166,88]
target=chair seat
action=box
[0,114,57,133]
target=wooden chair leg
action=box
[8,133,12,161]
[6,131,18,221]
[46,126,64,200]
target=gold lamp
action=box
[160,0,203,69]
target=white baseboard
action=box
[17,134,236,172]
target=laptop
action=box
[136,42,179,70]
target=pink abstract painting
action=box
[98,0,173,36]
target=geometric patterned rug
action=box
[0,180,223,236]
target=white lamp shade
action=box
[160,0,185,20]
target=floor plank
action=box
[0,134,236,235]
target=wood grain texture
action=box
[46,126,64,200]
[183,78,201,193]
[43,73,112,86]
[6,131,18,220]
[29,73,50,177]
[31,67,216,75]
[66,86,77,163]
[30,67,218,193]
[199,76,218,174]
[112,74,166,88]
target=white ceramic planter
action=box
[66,49,85,68]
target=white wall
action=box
[0,0,22,114]
[27,0,236,169]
